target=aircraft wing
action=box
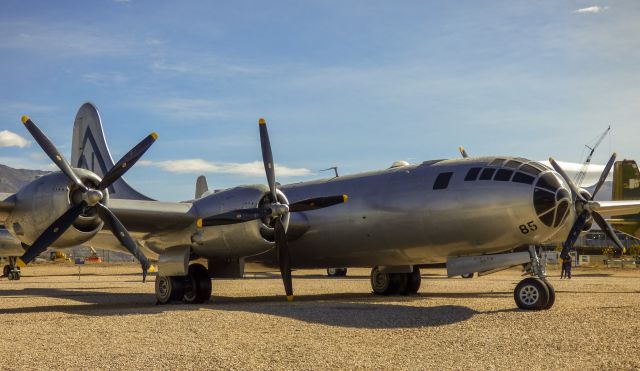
[107,199,196,234]
[591,200,640,217]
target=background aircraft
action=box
[1,103,640,311]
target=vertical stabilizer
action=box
[195,175,209,199]
[612,160,640,201]
[71,102,153,200]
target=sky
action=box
[0,1,638,201]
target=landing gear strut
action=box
[155,263,212,304]
[370,266,421,295]
[3,257,21,281]
[514,246,555,310]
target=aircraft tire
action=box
[155,275,185,304]
[7,271,14,280]
[388,273,408,295]
[370,267,391,295]
[404,267,421,294]
[541,278,555,310]
[461,273,474,279]
[2,264,9,277]
[327,268,348,277]
[514,278,549,310]
[183,263,212,304]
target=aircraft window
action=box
[504,160,522,169]
[553,200,570,227]
[464,167,481,181]
[512,172,534,185]
[519,164,541,176]
[494,169,514,181]
[538,209,555,227]
[536,173,561,192]
[433,172,453,190]
[489,158,505,166]
[534,188,555,215]
[479,168,495,180]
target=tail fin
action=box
[612,160,640,201]
[195,175,209,199]
[71,102,153,200]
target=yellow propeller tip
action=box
[286,295,294,301]
[151,132,159,140]
[342,194,348,203]
[21,115,30,124]
[16,258,26,267]
[196,218,203,228]
[259,118,266,125]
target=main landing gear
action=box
[370,266,421,295]
[155,263,212,304]
[327,267,348,277]
[513,246,555,310]
[2,257,22,281]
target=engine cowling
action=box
[5,168,107,248]
[189,184,285,259]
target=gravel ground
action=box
[0,263,639,370]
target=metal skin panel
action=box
[157,245,190,276]
[0,229,25,256]
[446,251,531,277]
[247,158,575,270]
[4,169,106,248]
[190,185,275,259]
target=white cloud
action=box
[82,72,130,86]
[0,130,30,148]
[574,6,608,14]
[139,159,312,177]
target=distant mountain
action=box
[0,164,50,193]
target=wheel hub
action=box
[519,285,539,305]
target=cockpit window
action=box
[489,158,505,166]
[519,164,541,176]
[479,168,496,180]
[494,169,514,181]
[512,172,535,185]
[464,167,481,181]
[433,172,453,190]
[504,160,522,169]
[536,173,561,192]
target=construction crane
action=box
[573,125,611,187]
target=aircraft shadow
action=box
[0,288,516,328]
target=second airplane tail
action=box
[70,102,153,200]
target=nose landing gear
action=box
[513,246,555,310]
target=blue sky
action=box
[0,1,638,200]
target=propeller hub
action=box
[83,189,104,206]
[270,203,289,218]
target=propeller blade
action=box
[21,116,86,191]
[98,132,158,191]
[549,157,586,202]
[560,210,590,259]
[274,218,293,300]
[591,153,616,199]
[20,201,87,264]
[96,203,150,281]
[258,118,278,202]
[592,212,625,253]
[199,208,271,227]
[289,195,348,212]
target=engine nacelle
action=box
[189,184,287,259]
[5,168,107,248]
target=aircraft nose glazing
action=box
[533,172,571,228]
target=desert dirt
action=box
[0,263,639,370]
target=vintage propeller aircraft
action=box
[1,103,640,310]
